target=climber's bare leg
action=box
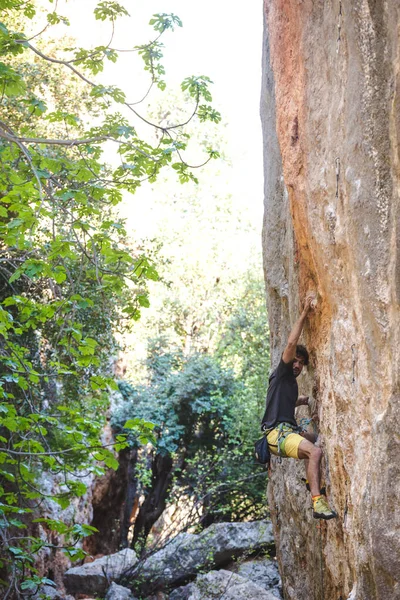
[299,433,318,490]
[298,439,322,497]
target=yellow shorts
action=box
[266,426,304,459]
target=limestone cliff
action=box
[261,2,400,599]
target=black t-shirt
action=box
[261,358,298,429]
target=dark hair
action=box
[296,344,309,366]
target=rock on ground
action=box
[227,557,282,598]
[105,581,138,600]
[64,548,137,596]
[123,521,273,593]
[169,570,278,600]
[33,584,64,599]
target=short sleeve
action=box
[275,357,294,379]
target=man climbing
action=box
[261,296,337,520]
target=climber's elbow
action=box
[282,343,296,364]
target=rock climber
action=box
[261,296,337,520]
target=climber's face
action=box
[293,355,305,378]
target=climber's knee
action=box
[298,439,322,461]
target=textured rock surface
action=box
[227,557,282,598]
[64,548,137,596]
[105,582,138,600]
[261,1,400,599]
[33,584,64,599]
[169,570,278,600]
[125,521,273,593]
[33,422,118,591]
[33,471,96,591]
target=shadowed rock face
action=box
[261,1,400,600]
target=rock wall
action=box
[261,1,400,599]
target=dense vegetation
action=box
[0,1,224,596]
[0,0,269,597]
[112,275,269,554]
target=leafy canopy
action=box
[0,0,221,596]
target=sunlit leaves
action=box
[181,75,213,102]
[0,62,26,95]
[72,47,118,75]
[90,84,126,103]
[198,105,222,123]
[172,162,199,185]
[137,41,166,90]
[46,110,79,125]
[0,24,26,56]
[0,0,222,592]
[47,12,70,26]
[149,13,182,32]
[0,1,36,18]
[94,1,129,22]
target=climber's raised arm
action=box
[282,296,314,364]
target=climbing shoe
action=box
[312,496,337,520]
[302,478,326,496]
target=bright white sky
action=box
[33,0,265,366]
[41,0,264,236]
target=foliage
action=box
[111,274,270,551]
[172,277,271,525]
[105,123,271,546]
[112,344,238,550]
[0,0,221,596]
[113,345,237,456]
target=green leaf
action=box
[32,518,69,534]
[94,2,129,21]
[64,547,87,560]
[149,13,182,32]
[54,496,70,510]
[123,418,143,429]
[71,523,98,537]
[0,62,26,96]
[138,295,150,308]
[20,580,37,591]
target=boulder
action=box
[33,585,63,599]
[124,521,273,593]
[169,570,278,600]
[228,557,282,598]
[64,548,137,596]
[105,582,138,600]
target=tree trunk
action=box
[84,447,137,555]
[120,447,139,547]
[131,452,174,552]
